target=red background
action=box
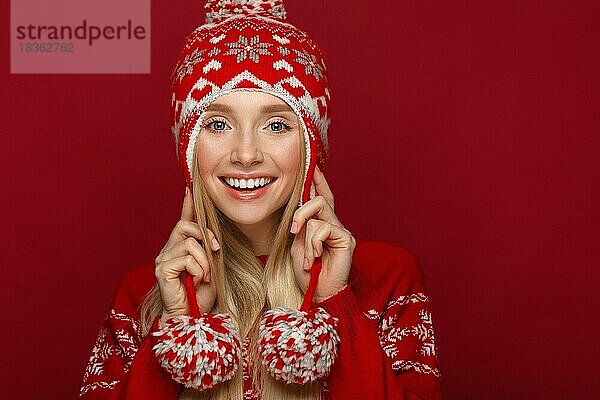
[2,1,599,398]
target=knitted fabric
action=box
[258,306,340,384]
[170,0,331,206]
[151,313,241,390]
[79,239,443,399]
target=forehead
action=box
[206,90,296,115]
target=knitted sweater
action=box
[79,238,443,399]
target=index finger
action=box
[181,186,196,222]
[313,165,335,210]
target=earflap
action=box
[299,122,318,206]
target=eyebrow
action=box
[206,103,294,114]
[261,104,294,113]
[205,103,232,112]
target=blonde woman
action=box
[80,1,442,399]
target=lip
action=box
[219,176,277,202]
[220,173,277,180]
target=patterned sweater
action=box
[79,238,443,399]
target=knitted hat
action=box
[170,0,332,206]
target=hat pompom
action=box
[152,313,242,390]
[151,272,241,390]
[258,305,340,384]
[204,0,287,24]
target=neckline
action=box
[256,254,268,265]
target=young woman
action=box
[80,1,442,399]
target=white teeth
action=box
[224,177,273,189]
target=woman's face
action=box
[196,90,301,226]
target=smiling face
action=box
[195,90,302,229]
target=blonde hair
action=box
[139,122,322,399]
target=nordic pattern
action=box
[293,48,325,81]
[174,48,206,83]
[170,14,331,205]
[224,35,273,63]
[365,293,442,378]
[80,309,141,396]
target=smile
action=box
[219,176,276,190]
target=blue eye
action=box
[212,121,226,130]
[204,118,229,132]
[269,120,292,133]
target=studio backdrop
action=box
[1,0,599,399]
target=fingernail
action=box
[303,257,309,270]
[314,249,319,258]
[290,221,298,234]
[211,237,221,251]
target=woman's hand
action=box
[290,165,356,303]
[154,187,220,325]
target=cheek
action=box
[275,136,301,177]
[195,137,221,178]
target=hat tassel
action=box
[151,273,242,390]
[258,257,341,384]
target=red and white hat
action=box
[170,0,332,206]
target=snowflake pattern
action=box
[80,380,119,396]
[225,35,273,63]
[79,309,142,397]
[114,328,138,370]
[379,308,436,358]
[81,328,114,386]
[293,48,325,81]
[175,48,206,83]
[170,13,332,210]
[365,292,442,378]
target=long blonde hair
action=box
[139,123,322,399]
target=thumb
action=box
[181,186,196,222]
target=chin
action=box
[223,210,272,225]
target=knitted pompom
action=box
[258,306,340,384]
[151,313,241,390]
[204,0,287,24]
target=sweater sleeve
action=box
[371,255,443,399]
[79,272,183,399]
[315,255,443,399]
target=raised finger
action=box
[312,222,349,258]
[313,165,335,210]
[165,221,221,253]
[290,195,343,235]
[306,222,349,271]
[180,186,196,222]
[303,218,324,270]
[161,237,212,282]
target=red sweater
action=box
[79,238,443,399]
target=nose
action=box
[230,126,263,167]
